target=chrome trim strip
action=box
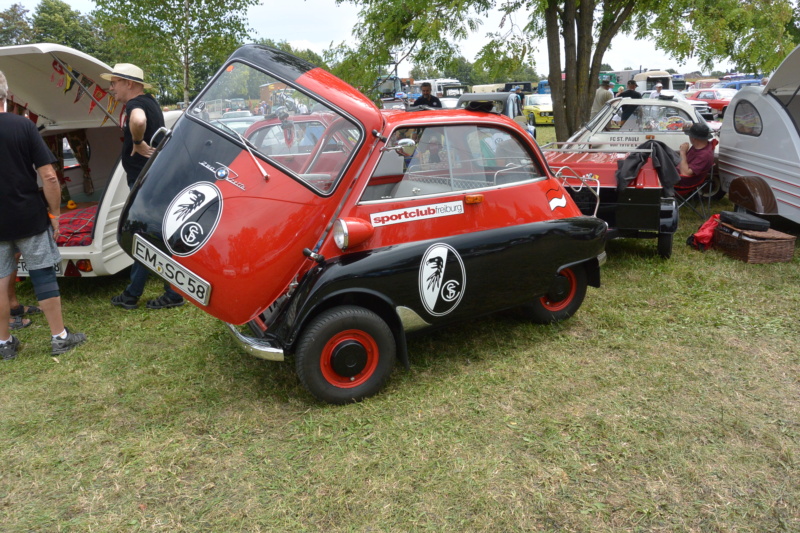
[597,251,607,266]
[226,324,284,361]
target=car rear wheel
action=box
[522,265,587,324]
[295,306,396,404]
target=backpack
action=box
[686,214,720,251]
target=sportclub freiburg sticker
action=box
[419,243,466,317]
[163,182,222,257]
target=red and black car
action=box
[117,45,607,403]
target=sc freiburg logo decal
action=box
[419,243,466,317]
[163,182,222,257]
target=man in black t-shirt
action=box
[413,82,442,108]
[102,64,184,311]
[617,79,643,124]
[0,70,87,359]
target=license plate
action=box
[132,234,211,305]
[16,259,61,275]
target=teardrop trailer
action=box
[0,43,180,278]
[117,45,608,404]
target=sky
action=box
[2,0,732,76]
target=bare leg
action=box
[0,273,11,340]
[37,296,65,336]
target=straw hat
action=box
[100,63,152,89]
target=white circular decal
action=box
[163,182,222,257]
[419,243,466,317]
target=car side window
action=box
[618,105,693,132]
[733,101,763,137]
[361,125,544,201]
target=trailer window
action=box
[733,101,762,137]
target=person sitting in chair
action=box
[677,123,715,189]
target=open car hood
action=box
[0,43,118,133]
[764,44,800,95]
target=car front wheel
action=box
[295,306,396,404]
[522,265,588,324]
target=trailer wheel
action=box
[295,306,396,404]
[522,265,587,324]
[657,232,673,259]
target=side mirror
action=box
[381,137,416,155]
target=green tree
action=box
[31,0,103,56]
[94,0,257,104]
[337,0,797,140]
[0,3,33,46]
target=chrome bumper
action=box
[226,324,284,361]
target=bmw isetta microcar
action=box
[117,45,608,403]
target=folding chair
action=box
[675,138,718,219]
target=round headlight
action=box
[333,219,349,250]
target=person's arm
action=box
[39,163,61,234]
[128,107,155,158]
[678,143,693,175]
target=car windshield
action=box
[525,94,552,106]
[188,61,363,194]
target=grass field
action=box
[1,169,798,531]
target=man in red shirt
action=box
[677,123,715,189]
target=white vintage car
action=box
[567,96,718,153]
[0,43,180,277]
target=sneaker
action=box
[111,292,139,310]
[146,293,185,310]
[1,336,20,361]
[51,328,87,356]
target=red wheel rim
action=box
[539,268,577,312]
[320,329,379,388]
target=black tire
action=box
[657,232,673,259]
[295,306,396,404]
[522,265,588,324]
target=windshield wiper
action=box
[215,121,269,181]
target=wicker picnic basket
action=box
[714,222,796,264]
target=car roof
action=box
[0,43,118,133]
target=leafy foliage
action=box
[0,3,33,46]
[93,0,257,104]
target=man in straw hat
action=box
[102,63,184,311]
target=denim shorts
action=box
[0,228,61,279]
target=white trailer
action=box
[717,44,800,224]
[0,43,180,277]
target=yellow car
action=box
[523,94,554,125]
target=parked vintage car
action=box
[0,43,181,277]
[571,96,717,153]
[212,115,262,134]
[642,89,715,120]
[456,92,536,138]
[116,45,608,404]
[543,145,679,259]
[717,44,800,225]
[523,93,554,125]
[687,88,737,118]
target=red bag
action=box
[686,214,720,251]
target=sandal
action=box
[146,293,185,310]
[10,304,42,317]
[9,316,32,330]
